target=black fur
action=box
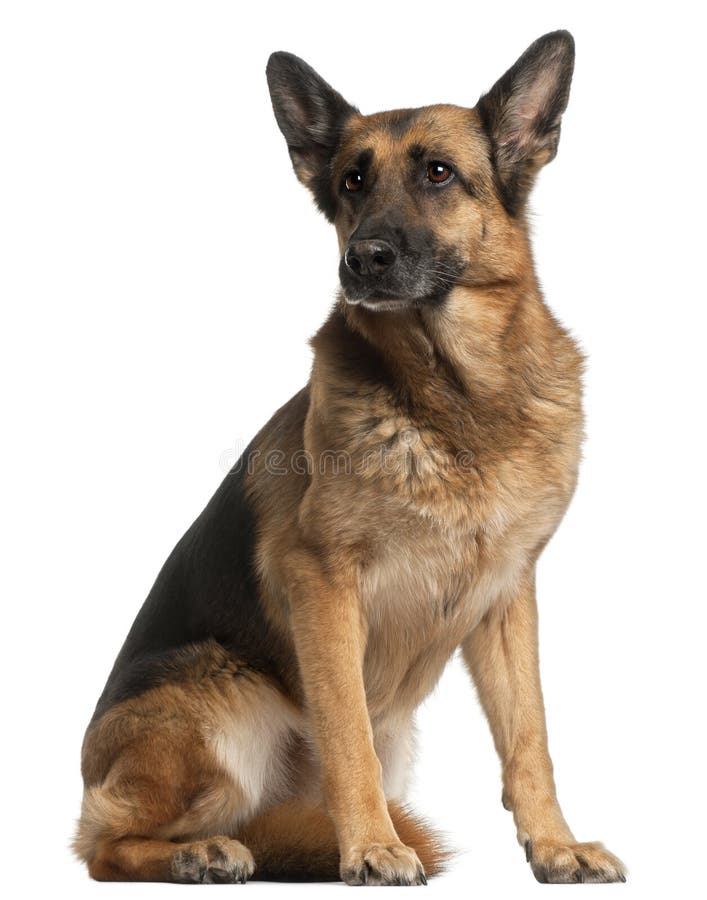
[339,216,466,307]
[266,51,357,220]
[90,397,308,724]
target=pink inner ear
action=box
[523,54,566,117]
[517,68,559,121]
[483,34,573,186]
[504,60,564,155]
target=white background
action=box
[1,1,705,897]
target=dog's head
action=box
[266,32,574,312]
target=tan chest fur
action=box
[252,291,583,721]
[333,403,579,719]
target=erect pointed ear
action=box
[266,52,358,220]
[477,31,575,215]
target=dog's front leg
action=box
[284,547,426,886]
[461,571,626,883]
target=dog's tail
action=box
[239,799,452,882]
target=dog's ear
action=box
[477,31,574,214]
[266,52,357,220]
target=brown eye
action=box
[427,161,453,184]
[344,170,363,192]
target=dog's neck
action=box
[339,276,550,402]
[311,261,582,458]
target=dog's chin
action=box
[345,295,413,312]
[342,289,445,312]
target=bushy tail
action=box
[239,799,452,882]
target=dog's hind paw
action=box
[171,837,255,884]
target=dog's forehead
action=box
[337,105,489,170]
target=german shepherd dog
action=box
[74,31,626,885]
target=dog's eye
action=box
[427,162,454,185]
[344,171,363,192]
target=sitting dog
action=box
[74,30,626,884]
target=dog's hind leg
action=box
[87,834,255,883]
[74,645,301,882]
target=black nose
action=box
[344,239,397,278]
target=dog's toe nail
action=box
[525,839,533,862]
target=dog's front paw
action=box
[525,838,626,884]
[341,842,427,886]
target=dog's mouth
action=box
[339,257,465,312]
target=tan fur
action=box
[74,640,446,882]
